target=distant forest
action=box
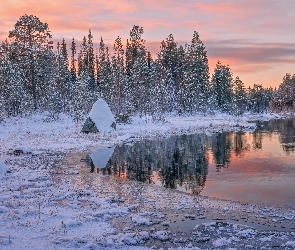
[0,14,294,122]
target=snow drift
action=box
[82,99,116,133]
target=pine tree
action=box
[184,31,210,113]
[8,14,53,110]
[55,38,72,113]
[70,37,77,84]
[157,34,179,112]
[78,36,87,76]
[211,61,233,113]
[87,29,96,91]
[97,37,112,102]
[248,84,266,113]
[233,76,247,116]
[124,26,147,114]
[111,36,124,114]
[0,43,32,117]
[269,73,294,112]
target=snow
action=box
[285,241,295,247]
[212,237,232,247]
[89,147,115,168]
[88,98,116,133]
[13,146,32,154]
[236,228,257,238]
[0,161,9,175]
[151,230,171,241]
[131,214,153,226]
[0,111,293,249]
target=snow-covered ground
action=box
[0,112,294,249]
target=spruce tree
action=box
[269,74,294,112]
[8,14,53,110]
[233,76,247,116]
[157,34,179,112]
[111,36,124,114]
[184,31,210,113]
[70,37,77,84]
[87,29,96,91]
[211,61,234,113]
[97,37,112,102]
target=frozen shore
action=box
[1,112,294,249]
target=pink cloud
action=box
[1,0,295,88]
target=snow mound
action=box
[0,161,9,175]
[89,147,115,169]
[131,214,153,226]
[212,237,232,247]
[236,228,257,238]
[151,230,170,241]
[285,241,295,247]
[89,99,116,133]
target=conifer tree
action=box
[211,61,233,113]
[87,30,95,90]
[8,14,53,110]
[248,84,266,113]
[233,76,247,116]
[157,34,179,112]
[55,38,72,113]
[0,45,32,116]
[70,37,77,84]
[78,36,87,76]
[111,36,124,114]
[97,37,112,102]
[269,74,294,112]
[184,31,210,113]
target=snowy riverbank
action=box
[0,112,283,154]
[1,112,294,249]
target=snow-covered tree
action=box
[157,34,179,112]
[248,84,268,113]
[8,14,53,110]
[183,31,210,113]
[111,36,125,114]
[97,37,112,102]
[211,61,233,113]
[233,76,247,116]
[0,44,32,117]
[269,73,294,113]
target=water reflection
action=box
[86,118,295,206]
[87,134,209,194]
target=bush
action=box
[115,113,131,124]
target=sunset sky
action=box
[1,0,294,88]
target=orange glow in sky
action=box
[1,0,295,88]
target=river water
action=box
[85,118,295,206]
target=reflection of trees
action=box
[211,132,231,171]
[158,135,209,194]
[252,129,263,150]
[233,131,250,157]
[86,118,295,194]
[267,118,295,154]
[87,134,209,194]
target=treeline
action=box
[0,14,292,122]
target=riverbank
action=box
[1,112,294,249]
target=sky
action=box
[1,0,295,88]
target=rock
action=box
[13,147,32,155]
[81,117,99,134]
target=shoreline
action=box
[1,112,294,249]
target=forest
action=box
[0,14,294,122]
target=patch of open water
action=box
[83,118,295,206]
[168,219,295,232]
